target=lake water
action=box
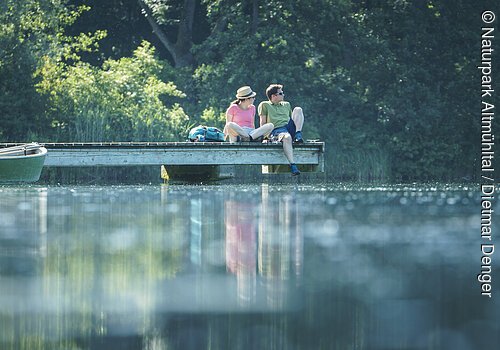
[0,183,498,349]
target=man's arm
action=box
[258,102,267,127]
[259,114,267,127]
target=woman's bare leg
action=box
[226,122,249,142]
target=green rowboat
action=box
[0,143,47,182]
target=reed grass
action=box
[326,148,391,182]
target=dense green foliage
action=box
[37,42,189,141]
[1,0,497,180]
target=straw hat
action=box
[236,86,256,99]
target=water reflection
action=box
[225,195,258,305]
[224,184,303,309]
[0,184,498,349]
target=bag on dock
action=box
[188,125,225,142]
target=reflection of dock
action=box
[0,188,47,261]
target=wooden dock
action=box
[0,142,325,173]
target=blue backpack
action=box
[188,125,225,142]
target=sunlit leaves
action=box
[38,41,190,141]
[142,0,179,25]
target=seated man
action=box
[258,84,305,176]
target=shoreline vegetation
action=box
[1,1,495,182]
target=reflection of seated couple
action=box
[224,84,305,176]
[225,193,303,305]
[225,200,256,304]
[225,200,256,276]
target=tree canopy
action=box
[1,0,497,180]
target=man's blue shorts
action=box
[270,118,297,139]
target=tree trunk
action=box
[174,0,196,67]
[138,0,195,68]
[251,0,259,34]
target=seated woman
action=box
[224,86,274,142]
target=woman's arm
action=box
[226,106,234,124]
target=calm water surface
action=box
[0,183,498,349]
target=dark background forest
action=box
[1,0,498,180]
